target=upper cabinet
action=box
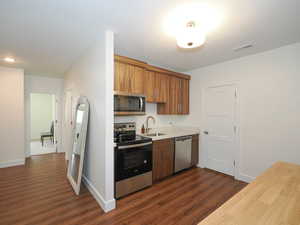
[181,78,189,114]
[114,55,190,115]
[144,70,156,102]
[144,71,169,103]
[157,76,189,115]
[114,61,145,95]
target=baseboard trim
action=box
[0,159,25,168]
[237,173,255,183]
[82,175,116,213]
[196,163,204,168]
[30,138,40,141]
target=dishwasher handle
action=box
[175,136,192,142]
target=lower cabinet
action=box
[152,138,175,182]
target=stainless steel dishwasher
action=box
[174,136,192,173]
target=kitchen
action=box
[113,55,200,198]
[1,1,300,224]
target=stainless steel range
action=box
[114,122,152,199]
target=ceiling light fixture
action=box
[176,21,206,49]
[164,4,222,49]
[3,57,16,63]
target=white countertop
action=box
[137,126,200,141]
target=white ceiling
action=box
[0,0,300,77]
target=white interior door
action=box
[203,84,238,176]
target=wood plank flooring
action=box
[0,153,247,225]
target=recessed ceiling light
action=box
[3,57,16,63]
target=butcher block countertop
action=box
[198,161,300,225]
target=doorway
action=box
[30,93,57,155]
[202,83,239,177]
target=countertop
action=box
[138,126,200,141]
[198,161,300,225]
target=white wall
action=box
[0,67,25,168]
[30,93,54,140]
[187,42,300,182]
[25,75,64,156]
[114,103,190,131]
[63,31,115,212]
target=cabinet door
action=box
[129,65,145,95]
[114,61,131,93]
[144,70,156,102]
[155,72,169,103]
[158,77,190,115]
[191,134,199,166]
[157,75,171,114]
[153,138,175,182]
[157,76,179,114]
[169,76,181,114]
[180,79,189,114]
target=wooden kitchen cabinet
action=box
[152,138,175,182]
[157,76,189,115]
[144,70,156,102]
[181,78,189,114]
[114,61,130,93]
[130,65,145,95]
[191,134,199,166]
[144,71,169,103]
[114,60,145,95]
[114,55,190,114]
[171,76,182,114]
[155,72,169,103]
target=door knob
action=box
[203,131,209,135]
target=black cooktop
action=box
[116,135,152,147]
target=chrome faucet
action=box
[145,116,156,133]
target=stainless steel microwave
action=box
[114,92,146,116]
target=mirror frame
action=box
[67,96,89,195]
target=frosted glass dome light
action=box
[176,21,206,49]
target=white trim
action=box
[0,159,25,168]
[236,173,254,183]
[24,75,64,158]
[196,163,203,168]
[82,175,116,212]
[104,30,115,203]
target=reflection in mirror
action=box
[67,97,89,195]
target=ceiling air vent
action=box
[233,44,253,52]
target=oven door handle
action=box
[118,142,152,150]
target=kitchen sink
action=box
[144,133,166,137]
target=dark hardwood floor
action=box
[0,153,247,225]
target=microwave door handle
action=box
[139,97,143,112]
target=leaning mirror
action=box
[67,96,89,195]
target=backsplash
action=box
[114,103,189,132]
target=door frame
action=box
[25,91,61,157]
[201,81,241,180]
[63,89,74,161]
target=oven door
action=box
[115,142,152,181]
[114,94,145,115]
